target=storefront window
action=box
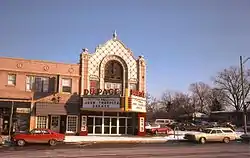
[36,116,47,129]
[13,114,30,133]
[66,115,78,133]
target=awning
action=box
[36,102,79,115]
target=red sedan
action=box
[147,125,172,135]
[12,128,65,146]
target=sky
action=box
[0,0,250,98]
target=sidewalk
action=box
[64,136,168,144]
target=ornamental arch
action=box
[99,55,128,95]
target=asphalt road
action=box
[0,142,249,158]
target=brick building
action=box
[0,32,147,136]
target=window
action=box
[66,115,78,133]
[216,130,222,134]
[26,76,49,92]
[8,74,16,85]
[222,130,233,133]
[211,130,216,134]
[62,78,72,93]
[36,116,47,129]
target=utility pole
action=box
[240,56,249,134]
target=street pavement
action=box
[0,141,249,158]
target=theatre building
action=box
[0,57,80,135]
[79,32,147,136]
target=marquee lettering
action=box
[130,90,145,98]
[83,88,121,95]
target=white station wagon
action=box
[184,127,238,144]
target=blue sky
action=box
[0,0,250,98]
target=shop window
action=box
[8,74,16,86]
[36,116,47,129]
[26,76,49,92]
[62,78,72,93]
[66,115,78,133]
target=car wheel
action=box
[223,137,230,144]
[17,139,25,147]
[199,137,206,144]
[49,139,57,146]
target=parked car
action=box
[240,134,250,143]
[145,122,160,130]
[184,127,237,144]
[147,124,172,135]
[11,128,65,146]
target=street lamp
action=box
[240,56,250,134]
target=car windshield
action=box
[203,129,212,133]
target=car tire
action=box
[199,137,206,144]
[17,139,25,147]
[49,139,57,146]
[223,137,230,144]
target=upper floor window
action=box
[62,78,72,93]
[26,76,49,92]
[8,74,16,86]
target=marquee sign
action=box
[130,90,145,98]
[82,97,121,109]
[83,88,121,96]
[130,96,146,112]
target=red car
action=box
[12,128,65,146]
[147,125,172,135]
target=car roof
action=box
[205,127,233,130]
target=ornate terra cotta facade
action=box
[79,32,147,136]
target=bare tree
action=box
[146,93,157,113]
[189,82,212,113]
[208,88,227,111]
[213,67,250,111]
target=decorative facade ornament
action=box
[68,68,74,73]
[113,30,117,39]
[16,63,23,68]
[43,65,49,71]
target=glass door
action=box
[51,115,60,133]
[111,117,117,134]
[94,117,102,134]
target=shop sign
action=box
[130,96,146,112]
[130,90,145,98]
[83,88,121,96]
[82,97,120,109]
[16,108,31,114]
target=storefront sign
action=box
[16,108,30,114]
[84,88,121,96]
[82,97,120,109]
[130,90,145,98]
[130,96,146,112]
